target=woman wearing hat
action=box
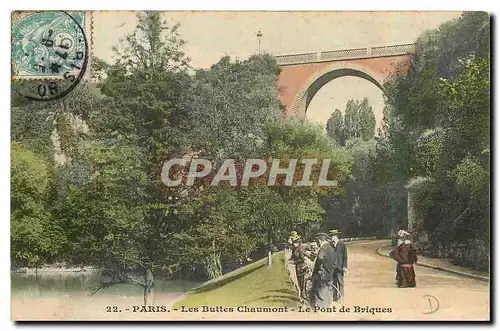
[289,231,312,299]
[390,230,418,288]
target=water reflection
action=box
[11,272,200,298]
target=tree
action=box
[344,98,376,141]
[172,54,284,273]
[261,119,352,258]
[438,57,490,161]
[358,98,377,141]
[59,139,153,293]
[11,67,99,272]
[382,11,490,270]
[11,142,65,268]
[189,54,282,159]
[180,56,352,271]
[325,137,392,237]
[70,12,193,304]
[326,98,376,146]
[11,80,98,167]
[91,56,111,82]
[326,109,344,145]
[173,187,258,279]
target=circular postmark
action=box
[11,11,89,101]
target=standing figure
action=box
[311,232,336,308]
[329,229,347,302]
[289,231,312,299]
[390,230,418,288]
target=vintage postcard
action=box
[10,11,490,321]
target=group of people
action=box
[288,228,419,308]
[288,229,348,308]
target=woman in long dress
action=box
[389,231,418,287]
[311,233,336,308]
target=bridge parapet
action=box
[276,43,415,66]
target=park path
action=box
[330,240,490,320]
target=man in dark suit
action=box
[329,229,347,302]
[311,232,337,308]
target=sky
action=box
[92,11,462,131]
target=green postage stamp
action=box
[11,11,90,79]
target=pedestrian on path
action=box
[390,229,418,288]
[311,232,336,308]
[329,229,347,302]
[289,231,312,299]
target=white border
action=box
[3,1,497,11]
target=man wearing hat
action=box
[311,232,337,308]
[329,229,348,302]
[289,231,312,299]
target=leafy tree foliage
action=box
[177,55,352,272]
[326,98,376,146]
[383,11,490,270]
[259,119,352,261]
[76,12,193,302]
[11,143,65,268]
[12,10,488,295]
[326,109,344,146]
[325,137,392,236]
[344,98,376,141]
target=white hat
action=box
[397,229,410,238]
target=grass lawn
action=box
[173,252,300,309]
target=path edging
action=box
[376,247,489,282]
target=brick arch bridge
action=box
[276,43,415,118]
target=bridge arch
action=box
[290,62,386,119]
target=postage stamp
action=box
[11,11,90,100]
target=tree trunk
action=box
[143,267,154,306]
[267,229,272,268]
[204,240,222,280]
[204,251,222,280]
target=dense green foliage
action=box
[175,58,352,277]
[10,12,352,298]
[323,98,389,237]
[323,12,490,271]
[383,12,490,270]
[326,109,344,145]
[11,143,65,268]
[10,10,489,288]
[326,97,376,146]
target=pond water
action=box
[11,272,201,299]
